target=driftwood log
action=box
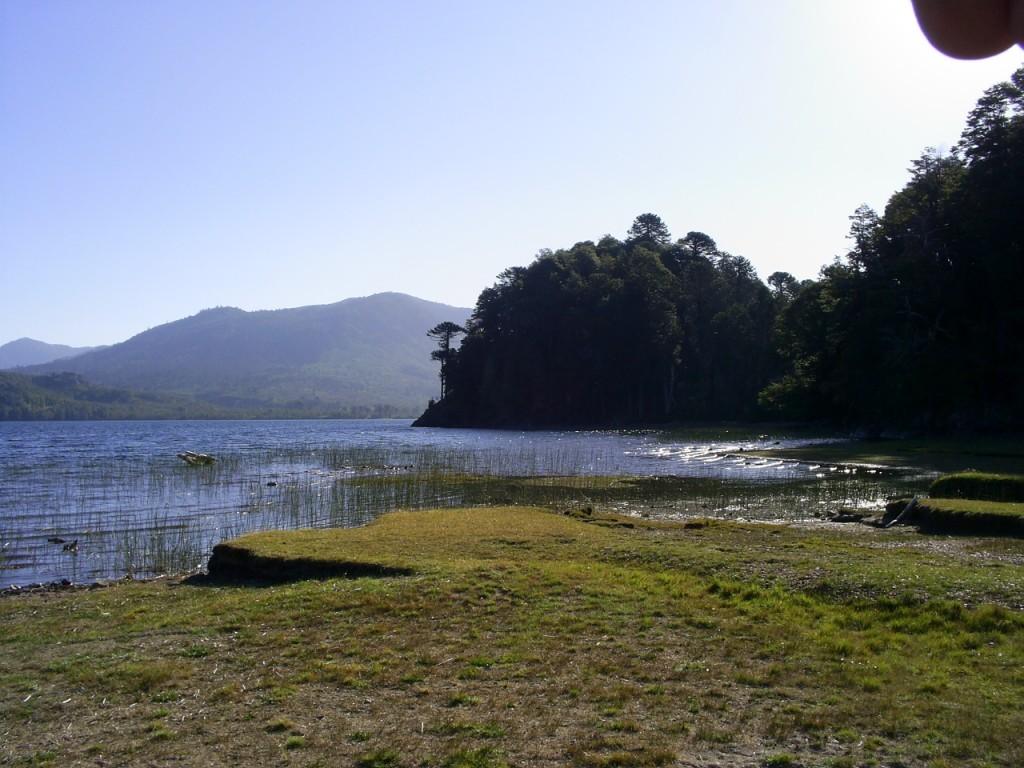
[884,496,918,528]
[177,451,216,466]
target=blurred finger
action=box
[911,0,1016,58]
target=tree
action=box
[767,271,799,301]
[427,321,464,400]
[679,231,718,258]
[626,213,671,246]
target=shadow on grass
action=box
[182,546,415,587]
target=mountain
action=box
[26,293,472,418]
[0,338,97,369]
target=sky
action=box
[1,1,1021,347]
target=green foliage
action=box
[441,748,508,768]
[0,372,226,420]
[418,218,778,426]
[354,749,403,768]
[763,65,1024,430]
[930,472,1024,503]
[762,754,798,768]
[427,321,466,400]
[626,213,672,246]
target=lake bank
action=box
[3,506,1022,767]
[1,420,922,587]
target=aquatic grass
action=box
[1,434,931,585]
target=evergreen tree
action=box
[626,213,672,246]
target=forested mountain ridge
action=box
[418,66,1024,431]
[0,338,97,369]
[25,293,471,418]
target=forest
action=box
[417,65,1024,431]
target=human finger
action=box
[911,0,1017,59]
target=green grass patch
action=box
[914,497,1024,536]
[2,506,1023,767]
[930,471,1024,503]
[354,749,402,768]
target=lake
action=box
[0,419,930,586]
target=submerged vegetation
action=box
[3,507,1023,766]
[419,66,1024,431]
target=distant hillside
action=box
[0,338,97,369]
[27,293,471,417]
[0,372,225,420]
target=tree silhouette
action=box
[626,213,671,246]
[427,321,465,399]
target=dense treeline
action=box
[762,65,1024,430]
[417,220,780,427]
[418,66,1024,430]
[0,372,411,421]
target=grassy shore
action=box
[929,472,1024,504]
[911,498,1024,535]
[3,507,1024,767]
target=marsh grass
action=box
[2,439,929,585]
[913,498,1024,535]
[929,471,1024,503]
[2,507,1022,766]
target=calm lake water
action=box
[0,420,928,586]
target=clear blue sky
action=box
[1,1,1021,347]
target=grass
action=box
[2,506,1023,766]
[930,471,1024,503]
[913,498,1024,535]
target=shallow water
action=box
[0,420,930,586]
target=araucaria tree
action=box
[626,213,672,246]
[427,321,465,400]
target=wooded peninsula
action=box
[417,66,1024,432]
